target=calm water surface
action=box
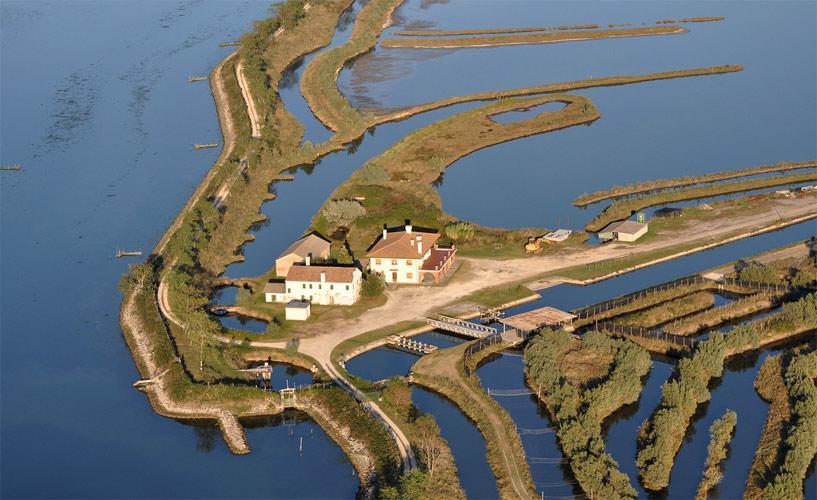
[341,0,816,230]
[0,2,359,497]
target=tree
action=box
[413,415,444,479]
[321,199,366,229]
[361,272,384,296]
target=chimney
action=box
[405,220,412,234]
[305,254,311,266]
[320,272,326,283]
[417,236,423,255]
[382,224,388,240]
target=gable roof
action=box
[610,220,647,235]
[277,233,330,259]
[286,264,358,283]
[366,229,440,259]
[263,281,286,294]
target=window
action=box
[318,284,322,290]
[405,260,412,266]
[330,284,334,290]
[287,288,291,293]
[375,259,381,265]
[302,284,306,289]
[391,259,398,265]
[406,272,413,279]
[309,284,313,289]
[345,285,350,290]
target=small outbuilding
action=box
[263,281,286,303]
[285,300,311,321]
[275,232,331,277]
[654,207,683,218]
[598,220,649,242]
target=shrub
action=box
[444,222,475,242]
[321,199,366,228]
[737,261,780,284]
[361,272,385,297]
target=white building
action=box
[598,220,649,242]
[366,223,456,285]
[285,300,311,321]
[265,258,362,306]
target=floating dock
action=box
[386,335,438,355]
[187,76,207,83]
[194,143,218,150]
[0,164,22,171]
[219,41,240,47]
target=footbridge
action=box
[426,315,497,338]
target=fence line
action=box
[573,275,793,320]
[595,321,697,349]
[463,334,503,376]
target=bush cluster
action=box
[695,410,737,500]
[761,346,817,499]
[525,330,651,499]
[636,323,759,490]
[444,222,475,242]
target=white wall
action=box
[284,269,362,305]
[369,254,429,284]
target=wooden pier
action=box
[116,249,142,258]
[386,335,438,355]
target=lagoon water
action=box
[0,2,359,497]
[342,0,817,230]
[2,0,815,498]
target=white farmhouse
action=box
[265,258,362,306]
[366,223,456,285]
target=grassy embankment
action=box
[377,379,467,499]
[393,16,724,38]
[615,291,716,328]
[412,342,537,499]
[310,94,600,258]
[394,24,602,37]
[119,2,407,484]
[121,267,401,487]
[664,292,778,336]
[525,330,651,499]
[380,25,687,49]
[585,170,817,232]
[438,201,813,316]
[636,293,817,491]
[574,160,817,206]
[300,0,404,134]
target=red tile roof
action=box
[286,265,357,283]
[366,229,440,259]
